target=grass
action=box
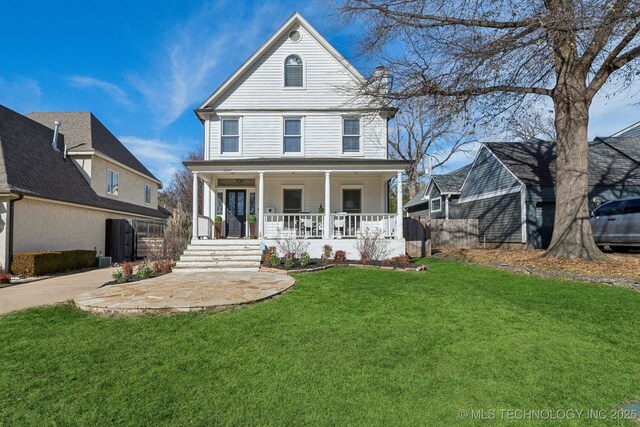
[1,259,640,425]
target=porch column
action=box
[210,176,216,239]
[192,172,199,240]
[203,180,211,218]
[258,171,265,238]
[324,171,331,238]
[396,171,404,239]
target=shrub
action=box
[158,259,173,274]
[283,257,295,268]
[0,273,11,284]
[262,247,277,265]
[136,263,153,279]
[383,255,412,266]
[274,233,309,259]
[354,228,391,262]
[165,208,191,261]
[248,214,257,222]
[121,262,134,278]
[11,250,96,277]
[151,260,162,274]
[270,252,282,267]
[112,269,126,284]
[321,244,333,260]
[334,250,347,263]
[214,215,223,222]
[300,252,311,267]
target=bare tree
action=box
[338,0,640,260]
[505,108,557,142]
[390,98,476,197]
[160,150,203,214]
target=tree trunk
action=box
[407,166,418,198]
[544,74,603,260]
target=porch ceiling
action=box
[184,158,411,174]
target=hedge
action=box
[11,250,96,277]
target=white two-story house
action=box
[181,12,409,265]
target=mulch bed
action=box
[435,248,640,289]
[261,259,427,274]
[101,272,170,287]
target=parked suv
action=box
[590,197,640,252]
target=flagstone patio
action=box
[74,271,295,314]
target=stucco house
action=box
[176,12,410,270]
[0,105,167,271]
[427,138,640,249]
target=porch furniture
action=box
[333,212,346,238]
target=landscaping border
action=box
[260,263,427,275]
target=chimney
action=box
[373,65,390,94]
[52,120,61,152]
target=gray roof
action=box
[612,121,640,137]
[0,105,166,219]
[27,111,160,184]
[484,138,640,187]
[405,164,472,208]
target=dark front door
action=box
[226,190,246,237]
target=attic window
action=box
[288,30,301,42]
[285,55,303,87]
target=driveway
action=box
[0,267,116,315]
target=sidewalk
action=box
[0,267,116,315]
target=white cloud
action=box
[0,76,42,112]
[119,135,193,184]
[68,76,133,108]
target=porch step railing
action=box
[262,213,396,239]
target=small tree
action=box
[165,208,191,261]
[354,228,391,262]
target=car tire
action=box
[610,246,632,253]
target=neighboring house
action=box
[0,105,167,271]
[450,138,640,249]
[405,164,472,219]
[179,12,410,266]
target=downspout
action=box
[445,195,450,219]
[7,193,23,272]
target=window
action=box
[283,118,301,153]
[623,198,640,215]
[216,192,224,215]
[430,197,441,213]
[284,55,303,87]
[343,118,360,153]
[249,192,256,215]
[107,169,119,195]
[342,189,362,213]
[593,200,622,216]
[221,119,239,153]
[283,189,302,213]
[144,184,151,204]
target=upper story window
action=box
[145,184,151,204]
[430,197,441,213]
[221,119,240,153]
[283,118,302,153]
[284,55,303,87]
[342,118,360,153]
[106,169,119,196]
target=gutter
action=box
[8,193,23,272]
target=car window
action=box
[594,201,622,216]
[623,199,640,215]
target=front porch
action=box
[185,159,409,258]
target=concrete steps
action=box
[175,239,262,272]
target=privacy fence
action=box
[404,218,479,257]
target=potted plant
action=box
[248,214,257,239]
[214,215,223,239]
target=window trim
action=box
[342,117,363,156]
[430,197,442,213]
[220,116,242,156]
[144,184,152,205]
[282,116,304,155]
[106,169,119,196]
[281,185,304,213]
[283,54,305,89]
[340,185,364,213]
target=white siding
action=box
[208,112,387,159]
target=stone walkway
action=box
[74,271,295,314]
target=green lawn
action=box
[2,259,640,426]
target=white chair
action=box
[334,212,346,238]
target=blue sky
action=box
[1,0,639,184]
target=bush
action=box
[0,273,11,284]
[334,250,347,263]
[214,215,223,222]
[262,247,277,265]
[300,252,311,267]
[11,250,96,277]
[321,245,333,260]
[248,214,257,222]
[136,263,153,279]
[112,269,126,284]
[283,257,295,268]
[354,228,391,262]
[151,259,172,274]
[165,208,191,261]
[121,262,134,278]
[270,252,281,267]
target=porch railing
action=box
[262,213,397,239]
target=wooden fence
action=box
[404,218,479,257]
[137,237,164,259]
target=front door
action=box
[226,190,246,238]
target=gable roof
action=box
[196,12,367,112]
[483,138,640,187]
[27,112,160,185]
[611,121,640,137]
[0,105,166,219]
[405,164,472,208]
